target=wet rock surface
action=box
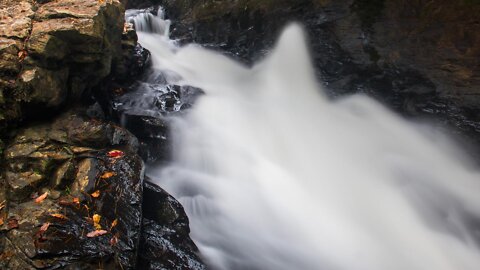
[0,0,205,269]
[0,109,205,269]
[0,109,144,269]
[138,180,205,270]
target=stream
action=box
[124,7,480,270]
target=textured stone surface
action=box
[0,109,144,269]
[0,0,125,136]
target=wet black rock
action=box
[0,108,206,269]
[0,109,144,269]
[138,180,205,270]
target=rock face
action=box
[0,109,143,269]
[138,181,205,270]
[0,0,125,136]
[0,109,205,269]
[0,0,206,269]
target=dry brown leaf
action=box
[86,229,108,238]
[35,192,48,203]
[91,190,101,198]
[0,218,3,226]
[73,197,80,204]
[93,214,102,230]
[50,213,69,220]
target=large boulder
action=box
[0,0,126,136]
[138,180,205,270]
[0,109,143,269]
[0,108,205,269]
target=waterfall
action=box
[128,8,480,270]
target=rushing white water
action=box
[130,9,480,270]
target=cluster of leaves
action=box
[30,150,125,245]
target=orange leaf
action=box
[86,229,108,238]
[0,218,3,226]
[50,213,69,220]
[100,172,115,179]
[107,150,124,158]
[17,50,28,61]
[35,192,48,203]
[91,190,101,198]
[39,222,50,232]
[73,197,80,204]
[93,214,102,230]
[110,219,118,230]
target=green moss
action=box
[351,0,386,29]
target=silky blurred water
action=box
[129,8,480,270]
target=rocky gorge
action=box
[0,0,479,269]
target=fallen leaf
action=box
[39,222,50,232]
[0,218,3,226]
[86,229,108,238]
[7,218,18,229]
[110,235,119,246]
[110,219,118,230]
[50,213,69,220]
[100,172,115,179]
[73,197,80,204]
[113,88,125,95]
[91,190,101,198]
[107,150,124,158]
[35,192,48,203]
[93,214,102,230]
[17,50,28,61]
[0,200,5,211]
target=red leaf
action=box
[7,218,18,229]
[86,230,108,238]
[110,235,119,246]
[107,150,124,158]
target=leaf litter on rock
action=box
[35,192,48,203]
[91,190,101,198]
[86,230,108,238]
